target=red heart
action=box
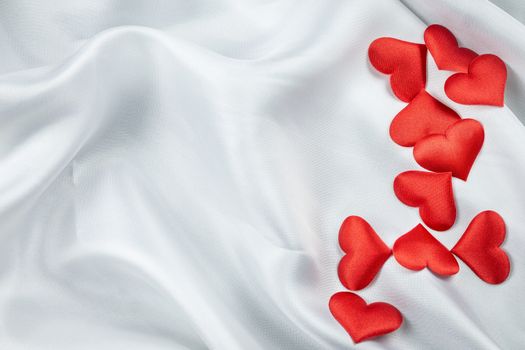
[413,119,484,181]
[424,24,478,73]
[445,54,507,106]
[394,171,456,231]
[452,211,510,284]
[390,90,461,146]
[329,292,403,343]
[393,224,459,276]
[369,37,427,102]
[338,216,391,290]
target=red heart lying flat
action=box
[369,37,427,102]
[390,89,461,147]
[452,211,510,284]
[394,171,456,231]
[413,119,484,181]
[445,54,507,106]
[424,24,477,73]
[329,292,403,343]
[338,216,391,290]
[393,224,459,276]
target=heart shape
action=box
[394,171,456,231]
[424,24,477,73]
[413,119,484,180]
[445,54,507,106]
[393,224,459,275]
[390,89,461,146]
[338,216,391,290]
[369,37,427,102]
[452,211,510,284]
[329,292,403,343]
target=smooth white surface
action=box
[0,1,524,349]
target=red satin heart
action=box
[329,292,403,343]
[369,37,427,102]
[338,216,391,290]
[445,54,507,106]
[413,119,484,181]
[393,224,459,276]
[452,211,510,284]
[424,24,478,73]
[390,90,461,147]
[394,171,456,231]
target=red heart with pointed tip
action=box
[452,211,510,284]
[329,292,403,343]
[337,216,391,290]
[369,37,427,102]
[413,119,484,181]
[390,90,461,146]
[445,54,507,106]
[394,171,456,231]
[393,224,459,275]
[424,24,478,73]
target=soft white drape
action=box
[0,1,524,349]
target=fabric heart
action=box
[413,119,484,180]
[329,292,403,343]
[390,89,461,146]
[393,224,459,275]
[369,37,427,102]
[424,24,478,73]
[452,211,510,284]
[338,216,391,290]
[394,171,456,231]
[445,54,507,106]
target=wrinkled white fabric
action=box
[0,1,524,349]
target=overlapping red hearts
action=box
[329,24,511,344]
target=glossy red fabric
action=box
[390,89,461,147]
[452,211,510,284]
[329,292,403,343]
[424,24,478,73]
[394,171,456,231]
[393,224,459,275]
[338,216,391,290]
[368,37,427,102]
[445,54,507,106]
[413,119,484,180]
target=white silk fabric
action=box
[1,1,525,349]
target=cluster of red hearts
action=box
[329,24,511,343]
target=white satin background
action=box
[0,0,524,349]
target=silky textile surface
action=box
[1,0,525,349]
